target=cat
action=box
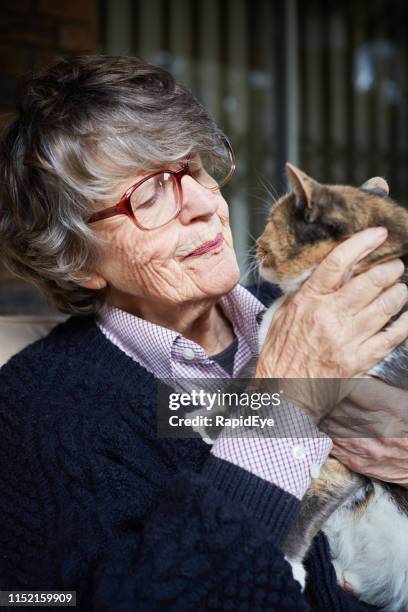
[255,163,408,611]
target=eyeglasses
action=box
[87,137,236,230]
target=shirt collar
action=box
[219,283,265,356]
[96,284,266,379]
[96,303,180,379]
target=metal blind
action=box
[298,0,408,203]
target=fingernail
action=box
[384,283,408,313]
[371,227,388,242]
[396,283,408,305]
[356,228,388,263]
[373,259,405,282]
[385,259,405,274]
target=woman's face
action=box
[85,172,240,310]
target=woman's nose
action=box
[178,175,219,224]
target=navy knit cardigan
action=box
[0,284,376,611]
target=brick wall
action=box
[0,0,100,314]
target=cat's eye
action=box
[324,219,347,237]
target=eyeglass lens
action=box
[130,142,234,229]
[130,173,178,229]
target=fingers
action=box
[330,439,379,473]
[356,310,408,373]
[352,282,408,340]
[303,227,388,295]
[335,259,405,315]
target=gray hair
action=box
[0,55,225,314]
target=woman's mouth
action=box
[184,233,224,259]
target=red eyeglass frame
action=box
[87,137,236,230]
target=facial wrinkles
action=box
[103,223,219,298]
[102,224,180,297]
[135,248,236,303]
[95,195,235,303]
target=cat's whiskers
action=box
[240,257,261,285]
[256,174,281,205]
[248,174,282,216]
[239,242,264,285]
[249,195,276,216]
[246,230,259,244]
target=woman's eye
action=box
[131,190,159,210]
[138,195,158,209]
[132,177,165,210]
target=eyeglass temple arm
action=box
[88,205,123,224]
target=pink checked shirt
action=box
[96,284,332,499]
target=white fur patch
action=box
[259,264,315,292]
[279,267,316,293]
[323,484,408,611]
[258,295,287,351]
[286,556,307,591]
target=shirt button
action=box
[291,444,307,460]
[182,348,196,361]
[310,464,321,479]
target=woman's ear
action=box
[77,273,107,290]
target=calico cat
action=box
[255,164,408,611]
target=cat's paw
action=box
[286,556,307,590]
[333,561,362,595]
[341,570,363,594]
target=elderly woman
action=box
[0,55,407,611]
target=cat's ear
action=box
[286,163,319,211]
[361,176,389,197]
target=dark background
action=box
[1,0,407,313]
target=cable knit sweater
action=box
[0,287,376,611]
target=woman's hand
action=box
[320,378,408,487]
[255,227,408,420]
